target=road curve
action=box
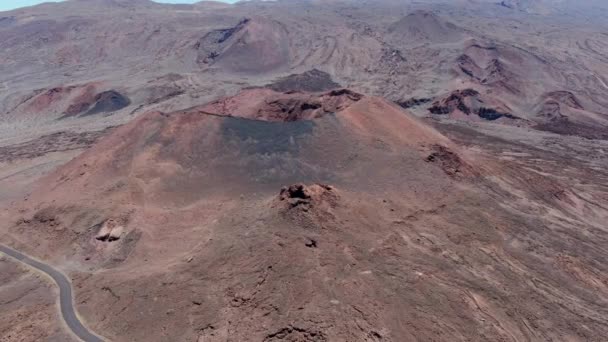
[0,243,104,342]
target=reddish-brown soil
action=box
[198,88,363,122]
[4,87,608,341]
[63,84,98,117]
[1,1,608,341]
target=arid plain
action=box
[1,0,608,341]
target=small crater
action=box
[279,183,337,210]
[397,97,432,109]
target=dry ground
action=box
[1,0,608,341]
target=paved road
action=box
[0,243,104,342]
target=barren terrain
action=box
[1,0,608,341]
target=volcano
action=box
[388,10,465,44]
[196,17,290,74]
[534,90,608,139]
[10,89,486,341]
[4,85,608,342]
[29,88,455,208]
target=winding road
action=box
[0,243,104,342]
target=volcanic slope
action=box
[6,88,608,341]
[428,88,520,123]
[534,90,608,139]
[2,0,608,141]
[196,17,291,74]
[454,40,555,99]
[26,88,453,209]
[387,10,465,45]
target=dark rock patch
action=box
[220,116,314,155]
[267,69,341,93]
[195,18,250,65]
[429,89,479,115]
[60,90,130,119]
[368,331,383,341]
[264,326,327,342]
[459,89,480,97]
[499,1,514,9]
[32,209,61,227]
[280,184,312,208]
[279,183,337,210]
[83,90,130,116]
[397,97,432,109]
[0,128,112,163]
[328,88,362,100]
[478,107,517,121]
[429,105,450,115]
[457,54,482,80]
[0,16,16,28]
[428,89,518,121]
[305,238,317,248]
[535,117,608,140]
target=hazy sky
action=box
[0,0,237,12]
